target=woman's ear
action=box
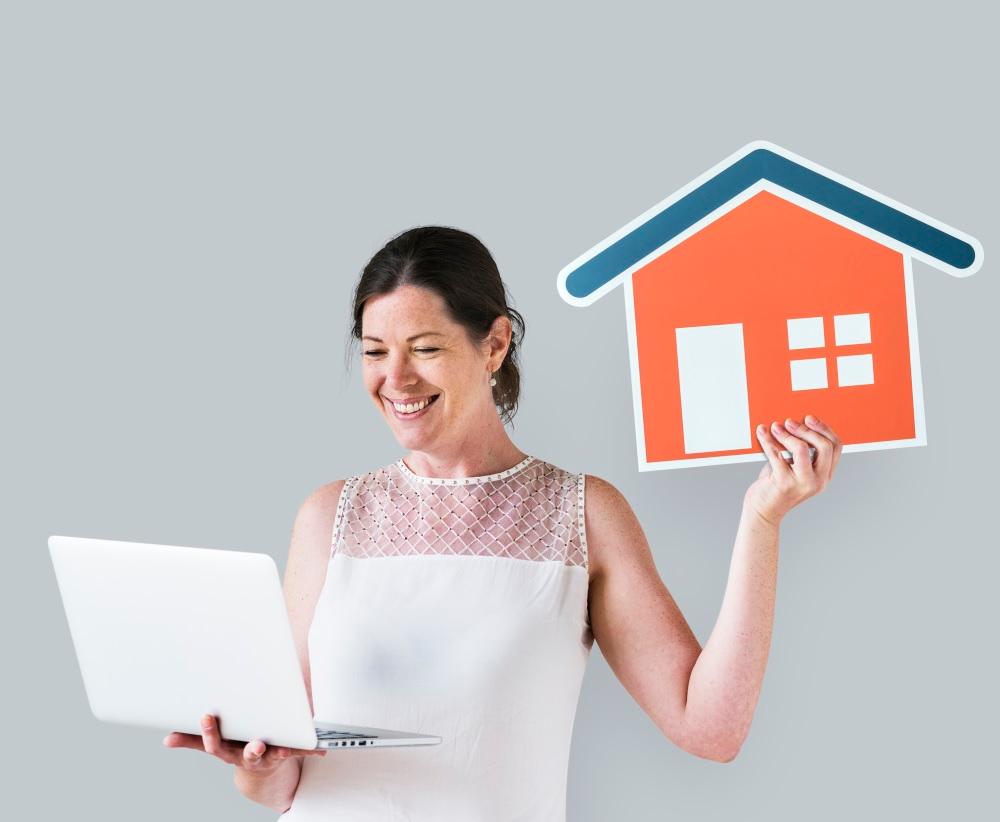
[487,315,513,367]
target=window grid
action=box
[786,313,874,390]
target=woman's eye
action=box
[362,348,439,357]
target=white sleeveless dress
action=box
[280,455,594,821]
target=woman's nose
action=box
[385,354,418,387]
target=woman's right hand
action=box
[163,714,327,772]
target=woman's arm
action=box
[686,416,842,757]
[586,415,841,762]
[232,479,347,812]
[681,503,779,761]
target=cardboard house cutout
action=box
[558,141,984,471]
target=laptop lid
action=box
[48,534,321,750]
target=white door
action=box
[675,323,751,454]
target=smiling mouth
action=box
[383,393,439,404]
[385,393,440,417]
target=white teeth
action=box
[392,397,432,413]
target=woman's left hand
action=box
[744,415,842,527]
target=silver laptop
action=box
[48,535,441,751]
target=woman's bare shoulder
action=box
[286,480,348,566]
[303,478,348,511]
[580,473,638,583]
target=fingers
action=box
[172,714,243,765]
[164,716,327,766]
[200,715,240,764]
[755,423,793,481]
[240,741,327,771]
[803,415,842,475]
[241,739,275,771]
[782,417,832,481]
[759,415,842,486]
[163,731,206,752]
[769,420,817,483]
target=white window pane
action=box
[834,313,871,346]
[787,317,824,349]
[790,358,828,391]
[837,354,874,386]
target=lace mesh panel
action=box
[331,457,588,568]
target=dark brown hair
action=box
[345,226,525,425]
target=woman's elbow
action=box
[680,731,744,763]
[693,741,742,763]
[714,743,742,763]
[665,716,745,763]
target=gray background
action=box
[3,1,997,819]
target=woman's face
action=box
[361,285,502,452]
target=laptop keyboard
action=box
[315,728,378,740]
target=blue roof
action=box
[563,147,979,301]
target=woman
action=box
[164,226,842,819]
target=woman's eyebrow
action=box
[362,332,446,343]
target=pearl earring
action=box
[489,371,497,387]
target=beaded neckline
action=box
[395,455,537,486]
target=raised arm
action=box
[585,416,841,762]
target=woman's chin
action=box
[393,423,433,445]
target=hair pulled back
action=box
[347,226,525,425]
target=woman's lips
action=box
[386,394,440,420]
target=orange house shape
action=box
[558,141,984,471]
